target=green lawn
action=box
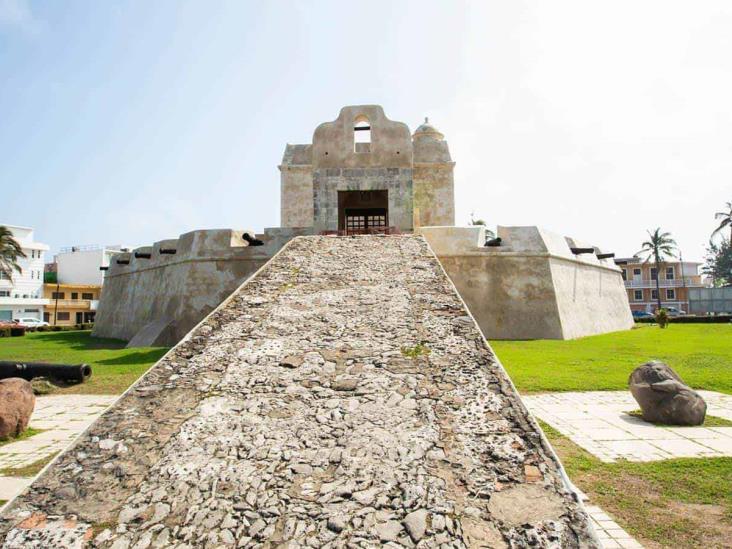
[491,324,732,394]
[541,422,732,548]
[0,427,43,446]
[491,326,732,547]
[0,330,168,394]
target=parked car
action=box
[664,307,686,317]
[14,317,49,328]
[632,310,654,319]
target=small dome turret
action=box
[413,117,444,141]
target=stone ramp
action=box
[0,235,598,548]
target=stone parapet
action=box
[93,227,313,346]
[418,226,634,339]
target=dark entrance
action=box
[338,190,388,234]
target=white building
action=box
[55,245,125,286]
[0,225,50,322]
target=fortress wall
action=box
[436,253,565,339]
[549,257,635,339]
[418,225,633,340]
[413,163,455,227]
[279,164,313,227]
[93,228,311,345]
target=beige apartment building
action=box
[615,256,705,312]
[43,283,100,325]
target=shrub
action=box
[10,326,26,337]
[635,314,732,324]
[655,308,670,329]
[0,326,11,337]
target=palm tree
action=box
[712,201,732,242]
[0,226,26,281]
[637,228,677,311]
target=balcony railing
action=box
[48,299,93,310]
[624,278,700,289]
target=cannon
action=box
[0,361,92,384]
[243,232,264,246]
[484,237,502,247]
[570,247,595,255]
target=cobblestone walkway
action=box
[0,395,117,504]
[0,395,117,472]
[524,391,732,462]
[0,236,597,548]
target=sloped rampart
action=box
[1,235,597,548]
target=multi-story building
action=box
[615,256,706,312]
[42,283,100,325]
[0,225,50,322]
[40,245,125,325]
[53,244,125,286]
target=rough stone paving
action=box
[0,236,598,548]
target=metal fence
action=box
[688,287,732,314]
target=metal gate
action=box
[344,208,388,235]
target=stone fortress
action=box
[93,105,632,346]
[0,105,626,547]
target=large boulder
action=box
[628,361,706,426]
[0,378,36,439]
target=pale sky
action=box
[1,0,730,261]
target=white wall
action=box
[56,248,121,285]
[0,225,48,299]
[0,224,49,320]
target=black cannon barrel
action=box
[596,252,615,259]
[0,361,92,383]
[484,237,502,247]
[570,247,595,255]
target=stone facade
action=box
[0,236,598,547]
[312,168,414,232]
[92,104,632,346]
[280,105,455,231]
[418,226,634,340]
[93,227,312,346]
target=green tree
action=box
[712,201,732,242]
[637,228,677,311]
[0,226,26,281]
[703,238,732,287]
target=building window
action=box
[57,312,70,321]
[666,289,676,300]
[634,290,643,301]
[651,289,659,300]
[621,269,627,281]
[0,290,9,297]
[353,116,371,153]
[24,309,38,313]
[650,267,658,280]
[666,266,674,280]
[51,292,65,299]
[633,268,641,276]
[82,292,94,300]
[71,292,78,300]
